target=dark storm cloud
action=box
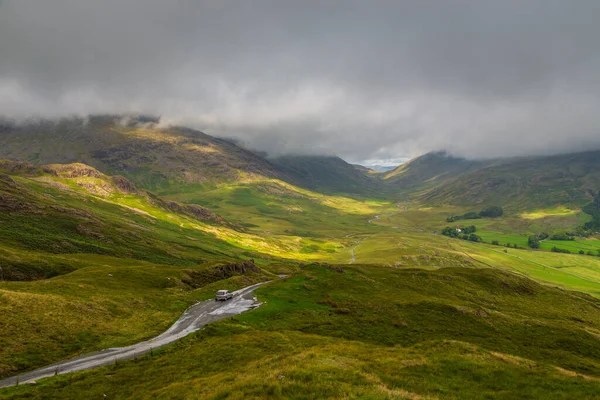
[1,0,599,161]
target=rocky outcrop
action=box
[44,163,103,178]
[111,175,139,194]
[212,259,260,276]
[147,194,224,224]
[0,160,43,176]
[182,260,260,288]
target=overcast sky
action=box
[1,1,599,164]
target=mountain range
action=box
[2,116,600,209]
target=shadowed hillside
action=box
[382,151,600,210]
[270,155,384,196]
[382,152,483,193]
[418,151,600,210]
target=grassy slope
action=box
[270,155,385,196]
[410,151,600,210]
[0,161,396,376]
[1,135,600,398]
[4,161,600,379]
[0,262,264,377]
[4,265,600,399]
[0,166,288,376]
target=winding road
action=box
[0,281,268,388]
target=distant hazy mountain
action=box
[270,155,384,195]
[366,165,397,172]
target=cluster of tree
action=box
[479,206,504,218]
[441,226,482,242]
[526,231,578,249]
[526,232,551,249]
[528,235,541,249]
[550,232,575,241]
[490,240,521,248]
[504,243,521,249]
[462,225,477,234]
[582,191,600,232]
[527,230,600,256]
[447,212,480,222]
[442,225,476,237]
[446,206,504,222]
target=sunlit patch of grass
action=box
[521,206,579,220]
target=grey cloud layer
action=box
[1,0,599,160]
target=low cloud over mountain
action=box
[1,1,600,161]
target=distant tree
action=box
[528,235,540,249]
[462,225,477,234]
[550,232,574,241]
[579,250,585,255]
[551,246,571,254]
[442,227,459,238]
[463,212,481,220]
[581,191,600,232]
[447,212,481,222]
[469,233,482,242]
[491,240,500,246]
[462,234,469,240]
[479,206,504,218]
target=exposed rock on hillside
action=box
[182,260,261,288]
[111,175,139,194]
[0,116,283,189]
[0,160,44,176]
[146,193,225,224]
[213,259,260,275]
[44,163,139,196]
[44,163,103,178]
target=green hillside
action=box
[270,155,384,196]
[383,152,483,195]
[1,122,600,398]
[390,151,600,211]
[4,265,600,399]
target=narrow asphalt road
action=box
[0,281,268,388]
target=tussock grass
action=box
[4,265,600,399]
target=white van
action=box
[215,290,233,301]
